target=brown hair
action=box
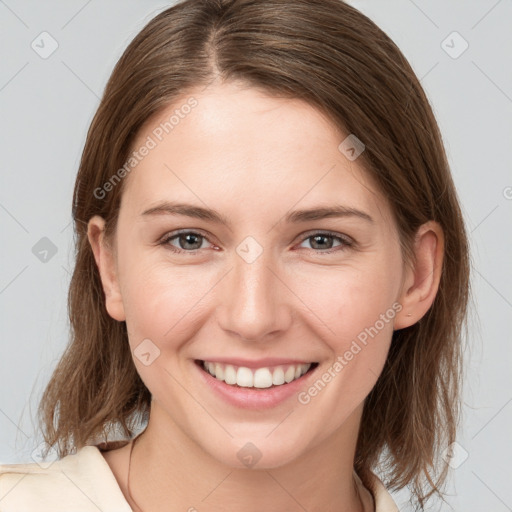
[38,0,470,508]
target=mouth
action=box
[195,359,319,389]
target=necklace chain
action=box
[127,434,145,512]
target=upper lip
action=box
[196,357,317,369]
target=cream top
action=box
[0,443,399,511]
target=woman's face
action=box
[95,81,411,468]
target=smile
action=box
[197,360,318,389]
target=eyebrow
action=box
[140,201,374,226]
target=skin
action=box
[88,80,444,512]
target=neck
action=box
[126,401,369,512]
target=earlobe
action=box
[87,215,126,322]
[393,221,444,330]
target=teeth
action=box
[214,363,224,381]
[224,364,237,385]
[284,366,296,383]
[254,368,273,388]
[237,367,253,387]
[202,361,312,388]
[272,367,285,385]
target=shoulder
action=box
[0,445,131,511]
[354,469,400,512]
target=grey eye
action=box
[300,234,343,251]
[168,232,207,251]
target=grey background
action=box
[1,1,511,510]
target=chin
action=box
[199,429,314,471]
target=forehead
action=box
[121,82,390,224]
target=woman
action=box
[0,0,470,510]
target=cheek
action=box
[293,262,401,427]
[116,256,213,396]
[116,243,221,363]
[293,255,401,373]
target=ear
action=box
[87,215,126,322]
[393,220,444,330]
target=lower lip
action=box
[194,360,318,410]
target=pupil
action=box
[311,235,332,250]
[180,233,202,250]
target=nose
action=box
[215,248,293,342]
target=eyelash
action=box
[158,229,354,255]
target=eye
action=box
[297,231,353,254]
[159,230,214,254]
[159,229,354,255]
